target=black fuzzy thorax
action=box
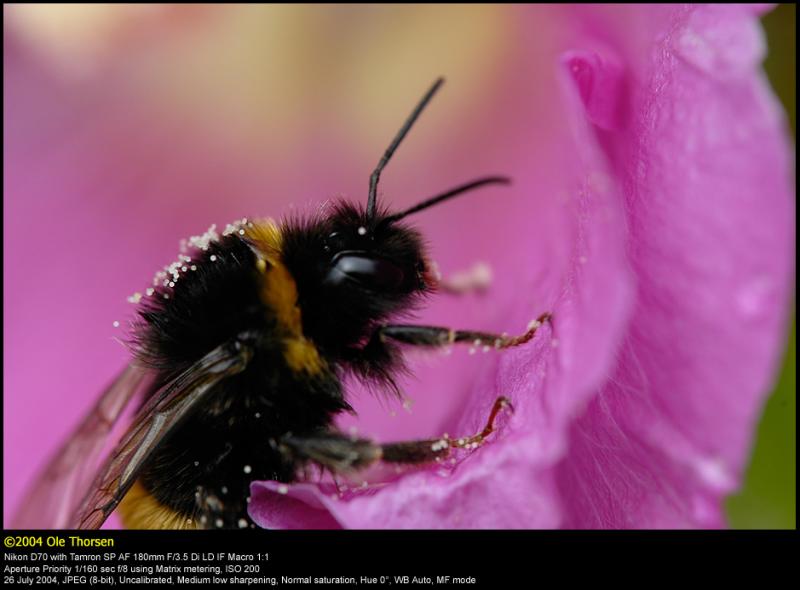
[132,234,348,528]
[280,203,430,390]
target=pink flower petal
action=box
[555,4,794,528]
[562,50,627,131]
[249,483,342,529]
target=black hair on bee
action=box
[14,78,551,531]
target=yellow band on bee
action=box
[246,220,325,375]
[118,481,198,530]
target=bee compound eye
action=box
[327,254,405,291]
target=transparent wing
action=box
[11,364,153,529]
[74,339,253,529]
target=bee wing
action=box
[74,339,253,529]
[12,364,154,529]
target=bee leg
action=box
[381,396,513,464]
[373,312,552,351]
[278,396,513,472]
[277,432,383,474]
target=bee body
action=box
[14,79,546,531]
[123,222,350,528]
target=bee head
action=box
[280,202,431,353]
[322,203,431,295]
[281,78,510,354]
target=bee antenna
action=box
[367,77,445,222]
[380,176,512,225]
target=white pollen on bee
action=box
[112,321,120,328]
[167,260,182,274]
[209,255,217,262]
[188,224,219,251]
[168,281,175,288]
[127,292,142,304]
[238,518,248,528]
[277,484,289,495]
[181,266,188,272]
[357,226,367,236]
[473,339,481,347]
[162,279,170,287]
[254,412,261,418]
[528,319,542,331]
[482,345,490,353]
[163,294,170,299]
[194,461,200,467]
[200,516,208,524]
[221,486,228,494]
[146,288,155,296]
[215,518,224,528]
[494,339,503,349]
[246,496,251,503]
[191,265,197,271]
[224,218,251,237]
[243,465,252,474]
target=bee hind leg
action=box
[277,396,513,472]
[382,396,513,463]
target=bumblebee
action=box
[15,78,551,530]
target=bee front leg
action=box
[276,396,513,473]
[372,312,552,351]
